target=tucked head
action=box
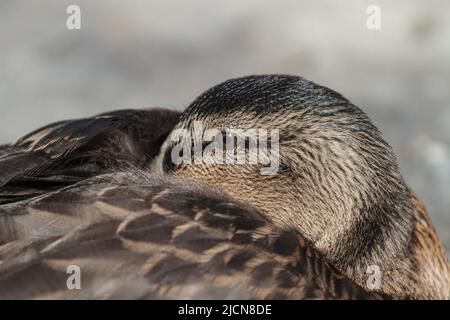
[153,75,414,270]
[153,75,450,298]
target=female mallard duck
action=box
[0,75,448,299]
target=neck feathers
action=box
[330,192,450,299]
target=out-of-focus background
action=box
[1,0,449,250]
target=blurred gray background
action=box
[1,1,449,250]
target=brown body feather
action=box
[408,195,450,298]
[0,172,380,299]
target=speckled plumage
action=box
[0,171,380,299]
[156,75,450,299]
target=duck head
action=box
[153,74,450,299]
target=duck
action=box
[0,74,448,299]
[0,107,374,300]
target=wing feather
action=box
[0,109,179,204]
[0,171,383,299]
